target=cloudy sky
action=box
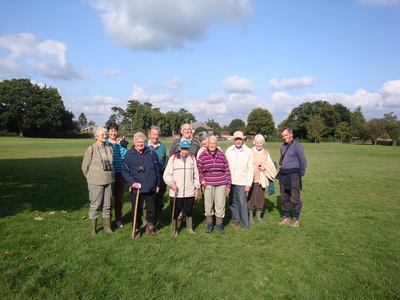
[1,0,399,127]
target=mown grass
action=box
[0,137,399,299]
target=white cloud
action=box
[161,76,182,89]
[130,84,148,101]
[357,0,399,5]
[222,75,255,93]
[0,33,88,80]
[89,0,252,51]
[380,80,400,107]
[269,76,316,91]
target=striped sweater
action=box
[106,140,128,173]
[197,149,231,188]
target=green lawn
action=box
[0,137,399,299]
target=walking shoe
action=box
[289,218,300,228]
[133,229,142,239]
[146,226,157,236]
[205,222,213,233]
[116,221,124,228]
[216,224,225,235]
[241,226,249,231]
[276,216,290,226]
[230,221,240,227]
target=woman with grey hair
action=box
[248,134,276,224]
[82,126,115,235]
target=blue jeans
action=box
[229,185,249,227]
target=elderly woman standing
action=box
[82,126,115,236]
[197,136,231,234]
[248,134,277,224]
[122,132,160,238]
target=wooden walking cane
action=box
[170,190,177,238]
[131,184,141,239]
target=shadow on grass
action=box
[0,156,88,218]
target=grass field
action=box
[0,137,399,299]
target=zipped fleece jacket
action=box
[121,146,160,194]
[163,153,200,198]
[225,144,254,187]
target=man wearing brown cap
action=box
[225,131,254,231]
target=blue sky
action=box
[1,0,399,127]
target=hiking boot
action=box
[276,216,290,226]
[205,222,213,233]
[146,226,157,236]
[248,210,255,225]
[289,218,300,228]
[216,224,225,235]
[255,210,266,224]
[115,221,124,228]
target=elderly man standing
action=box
[122,132,160,238]
[169,123,200,158]
[276,127,307,228]
[226,131,254,231]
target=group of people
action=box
[81,122,307,238]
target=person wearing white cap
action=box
[225,131,254,231]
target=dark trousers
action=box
[155,180,166,219]
[279,173,302,214]
[131,192,156,227]
[248,182,265,210]
[113,173,125,221]
[170,197,195,219]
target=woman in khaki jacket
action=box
[82,126,115,236]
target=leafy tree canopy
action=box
[0,78,74,136]
[246,107,274,136]
[228,118,246,135]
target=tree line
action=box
[1,78,398,145]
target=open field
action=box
[0,137,399,299]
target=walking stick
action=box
[131,185,141,239]
[170,190,177,238]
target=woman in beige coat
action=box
[248,134,276,224]
[82,126,115,235]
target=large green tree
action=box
[364,118,386,145]
[307,115,325,143]
[78,113,87,126]
[284,100,331,139]
[383,112,400,146]
[228,118,246,135]
[0,78,73,136]
[350,106,366,141]
[246,107,274,136]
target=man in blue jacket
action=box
[122,132,160,237]
[276,127,307,228]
